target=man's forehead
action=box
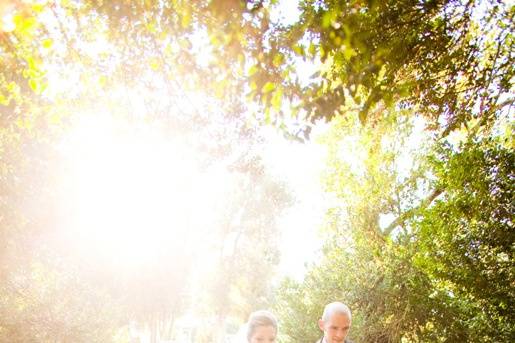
[326,312,351,324]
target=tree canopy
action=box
[0,0,513,342]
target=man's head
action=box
[318,302,351,343]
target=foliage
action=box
[274,109,434,342]
[262,2,514,342]
[0,261,123,343]
[244,0,514,138]
[274,109,514,342]
[0,1,293,341]
[0,1,513,342]
[414,137,514,341]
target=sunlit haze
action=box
[2,0,508,342]
[57,115,214,269]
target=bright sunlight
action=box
[57,113,215,269]
[1,0,512,343]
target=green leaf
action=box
[149,58,160,71]
[28,79,38,92]
[322,10,337,29]
[262,82,276,94]
[308,43,316,56]
[98,75,107,87]
[272,53,284,68]
[42,38,53,49]
[181,10,191,28]
[248,64,259,77]
[271,87,283,111]
[292,44,304,56]
[31,3,46,13]
[26,56,37,70]
[14,14,37,35]
[343,45,356,61]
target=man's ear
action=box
[318,319,325,331]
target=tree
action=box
[414,137,514,341]
[274,108,514,341]
[1,1,512,341]
[274,107,436,342]
[242,0,514,138]
[0,1,293,342]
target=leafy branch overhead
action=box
[240,0,514,137]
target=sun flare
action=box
[56,113,222,269]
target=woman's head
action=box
[246,310,277,343]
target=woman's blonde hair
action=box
[246,310,278,341]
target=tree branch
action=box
[383,187,443,237]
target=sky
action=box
[270,0,302,26]
[262,126,331,279]
[264,0,330,280]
